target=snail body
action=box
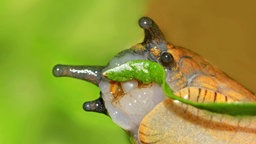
[53,17,256,144]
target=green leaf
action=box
[103,60,165,84]
[161,81,256,115]
[104,60,256,116]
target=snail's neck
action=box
[166,69,188,92]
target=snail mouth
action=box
[99,79,166,132]
[109,81,153,102]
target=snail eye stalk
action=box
[138,17,168,48]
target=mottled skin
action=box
[53,17,256,144]
[166,45,256,101]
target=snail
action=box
[52,17,256,144]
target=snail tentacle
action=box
[139,17,166,43]
[139,17,168,48]
[83,96,107,115]
[52,64,104,85]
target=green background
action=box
[1,0,255,144]
[0,0,147,144]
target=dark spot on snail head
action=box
[160,51,175,67]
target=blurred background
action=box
[0,0,255,144]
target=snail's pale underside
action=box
[53,17,256,144]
